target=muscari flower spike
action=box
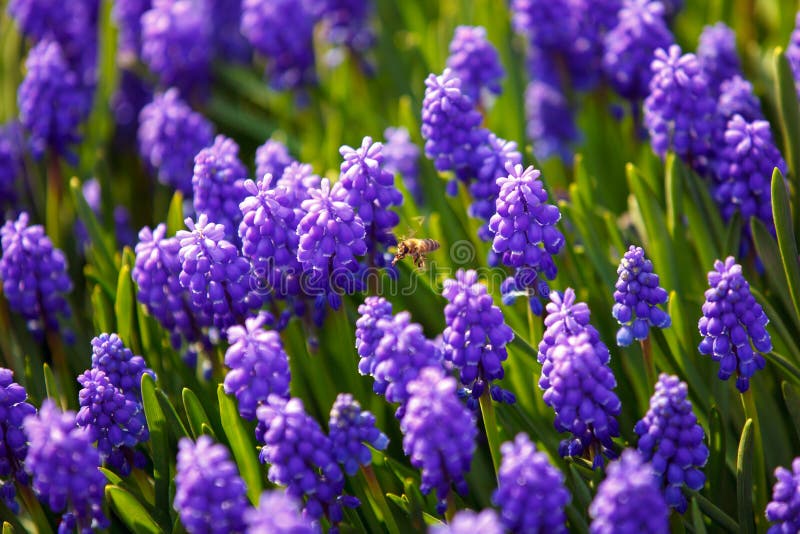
[317,0,375,53]
[698,256,771,392]
[111,0,150,59]
[400,366,477,514]
[510,0,577,51]
[541,332,621,467]
[697,22,741,95]
[383,126,422,204]
[539,288,605,372]
[430,509,503,534]
[174,435,249,534]
[355,296,393,363]
[766,457,800,533]
[329,393,389,476]
[469,134,522,242]
[442,269,515,407]
[524,77,579,163]
[255,138,295,183]
[786,12,800,99]
[717,75,763,123]
[493,433,571,533]
[612,245,671,346]
[635,373,708,513]
[588,449,670,534]
[24,400,109,533]
[138,89,214,195]
[0,212,72,339]
[245,490,316,534]
[224,313,291,420]
[0,123,23,208]
[90,332,154,400]
[0,369,35,514]
[445,26,504,106]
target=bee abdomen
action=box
[422,239,440,252]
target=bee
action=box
[392,238,440,268]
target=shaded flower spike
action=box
[430,509,503,534]
[698,256,771,392]
[713,115,786,231]
[112,0,151,59]
[77,368,149,476]
[644,45,721,174]
[296,179,367,310]
[602,0,674,102]
[510,0,577,51]
[224,313,291,420]
[400,367,477,513]
[23,400,108,533]
[0,123,23,209]
[588,449,669,534]
[766,458,800,533]
[177,214,260,332]
[635,373,708,512]
[255,139,295,183]
[338,136,402,266]
[0,369,35,513]
[138,89,214,195]
[541,332,621,466]
[442,269,515,406]
[493,433,571,533]
[317,0,375,53]
[241,0,316,91]
[524,77,579,163]
[329,393,389,476]
[174,436,248,534]
[355,296,394,363]
[788,13,800,99]
[141,0,213,96]
[0,212,72,339]
[445,26,504,105]
[383,127,422,203]
[245,490,316,534]
[90,333,154,400]
[256,395,356,526]
[469,134,522,241]
[717,75,763,123]
[697,22,741,95]
[612,245,671,346]
[192,134,249,243]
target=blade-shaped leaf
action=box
[782,381,800,440]
[773,47,800,183]
[141,374,171,529]
[737,418,755,534]
[771,169,800,325]
[115,261,135,348]
[105,486,161,534]
[182,388,212,439]
[217,385,263,504]
[166,191,185,237]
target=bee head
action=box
[397,242,409,255]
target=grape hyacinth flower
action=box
[112,70,152,144]
[223,313,291,420]
[76,368,149,475]
[255,139,295,182]
[510,0,577,51]
[697,22,741,95]
[174,436,249,534]
[138,89,214,195]
[0,369,35,513]
[177,214,260,331]
[24,401,109,533]
[493,433,571,533]
[445,26,504,106]
[588,450,669,534]
[468,134,522,241]
[90,333,154,400]
[713,115,786,230]
[786,12,800,99]
[644,45,721,174]
[277,162,322,220]
[698,257,771,392]
[257,395,355,525]
[337,137,402,266]
[0,212,72,339]
[245,490,316,534]
[766,458,800,533]
[383,127,422,203]
[541,332,621,466]
[612,245,671,346]
[524,78,579,162]
[141,0,213,96]
[192,135,249,242]
[112,0,151,60]
[430,509,503,534]
[717,75,763,123]
[317,0,375,53]
[17,39,91,160]
[296,179,367,310]
[400,367,477,513]
[635,374,708,512]
[355,296,393,362]
[329,393,389,475]
[0,123,23,208]
[602,0,673,102]
[539,288,604,368]
[442,269,515,406]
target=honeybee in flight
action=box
[392,237,440,268]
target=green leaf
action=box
[166,191,185,237]
[218,385,263,505]
[694,492,739,533]
[707,406,726,502]
[68,177,117,281]
[2,521,14,534]
[665,152,684,237]
[782,382,800,440]
[737,418,755,534]
[42,363,60,406]
[100,467,124,486]
[750,220,800,330]
[156,389,190,440]
[140,374,172,530]
[182,388,212,439]
[105,486,161,534]
[115,261,135,348]
[722,212,742,258]
[773,47,800,183]
[691,499,709,534]
[771,169,800,325]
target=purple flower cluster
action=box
[445,26,504,105]
[328,393,389,475]
[245,490,316,533]
[355,296,393,363]
[224,314,291,420]
[788,13,800,99]
[635,374,708,512]
[510,0,576,51]
[431,509,503,534]
[174,436,249,533]
[24,400,109,533]
[766,458,800,533]
[524,77,579,162]
[539,288,604,369]
[0,212,72,339]
[400,367,477,513]
[493,433,571,533]
[697,23,741,95]
[541,332,621,466]
[0,123,23,208]
[612,245,671,346]
[255,139,295,182]
[717,76,762,123]
[138,89,214,195]
[91,333,154,399]
[442,269,514,405]
[698,257,771,392]
[0,369,35,513]
[111,0,151,59]
[383,127,422,203]
[192,135,249,242]
[468,135,522,239]
[317,0,375,53]
[588,449,669,534]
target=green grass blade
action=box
[217,385,264,505]
[773,47,800,183]
[781,381,800,440]
[105,486,161,534]
[182,388,212,439]
[771,169,800,325]
[140,374,172,530]
[736,418,755,534]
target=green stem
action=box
[360,465,400,534]
[741,390,766,533]
[640,337,656,392]
[478,389,501,478]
